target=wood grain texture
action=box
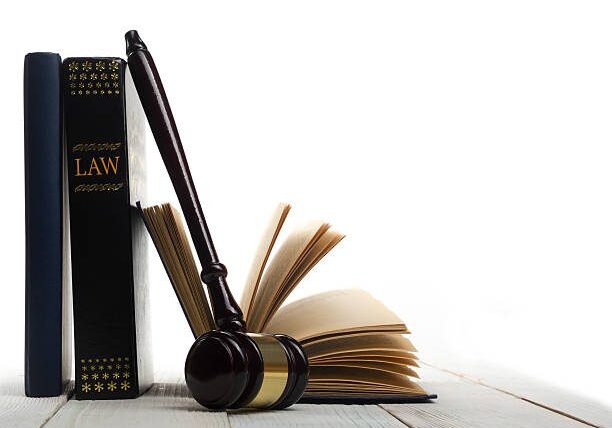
[4,364,610,427]
[424,355,612,428]
[0,374,72,428]
[44,379,230,428]
[229,404,406,427]
[381,366,591,428]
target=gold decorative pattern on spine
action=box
[246,334,289,408]
[68,60,122,96]
[77,356,132,395]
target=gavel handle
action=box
[126,30,245,332]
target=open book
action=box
[139,202,430,402]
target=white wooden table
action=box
[2,359,610,427]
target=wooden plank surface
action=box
[423,355,612,428]
[44,377,230,428]
[229,404,406,427]
[382,366,592,428]
[3,364,609,427]
[0,374,72,428]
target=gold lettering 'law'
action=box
[75,156,120,176]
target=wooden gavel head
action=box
[185,330,309,409]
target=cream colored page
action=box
[307,366,425,394]
[143,206,204,335]
[247,221,329,331]
[304,333,416,358]
[312,361,419,378]
[262,229,345,328]
[240,203,291,319]
[313,355,420,368]
[263,289,407,341]
[166,205,213,332]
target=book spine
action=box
[24,52,66,397]
[63,58,149,399]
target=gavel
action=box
[125,30,308,410]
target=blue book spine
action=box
[24,52,67,397]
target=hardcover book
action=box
[140,202,432,402]
[63,57,152,399]
[24,52,72,397]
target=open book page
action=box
[306,366,426,395]
[240,203,291,319]
[141,203,213,336]
[314,354,419,368]
[304,333,416,358]
[261,228,344,329]
[246,221,330,331]
[263,289,407,342]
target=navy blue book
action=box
[24,52,72,397]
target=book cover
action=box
[63,57,152,399]
[24,52,72,397]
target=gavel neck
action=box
[201,263,247,332]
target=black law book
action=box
[63,57,152,399]
[24,52,72,397]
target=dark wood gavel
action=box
[126,30,308,410]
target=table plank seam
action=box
[376,404,412,427]
[39,382,74,428]
[423,362,601,428]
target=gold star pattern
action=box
[82,383,91,393]
[90,364,96,370]
[113,372,120,379]
[120,380,130,391]
[124,364,130,369]
[98,365,104,371]
[81,365,87,371]
[110,72,119,81]
[90,73,98,80]
[92,373,99,380]
[107,381,117,391]
[81,374,89,380]
[106,363,112,369]
[80,359,85,363]
[116,363,121,369]
[102,373,109,380]
[122,371,130,379]
[109,61,119,71]
[79,73,88,80]
[69,73,77,81]
[95,61,106,71]
[68,61,79,72]
[94,382,104,392]
[100,72,108,80]
[82,61,92,72]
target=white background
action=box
[2,1,611,405]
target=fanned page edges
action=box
[140,201,425,397]
[240,203,291,319]
[140,203,214,336]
